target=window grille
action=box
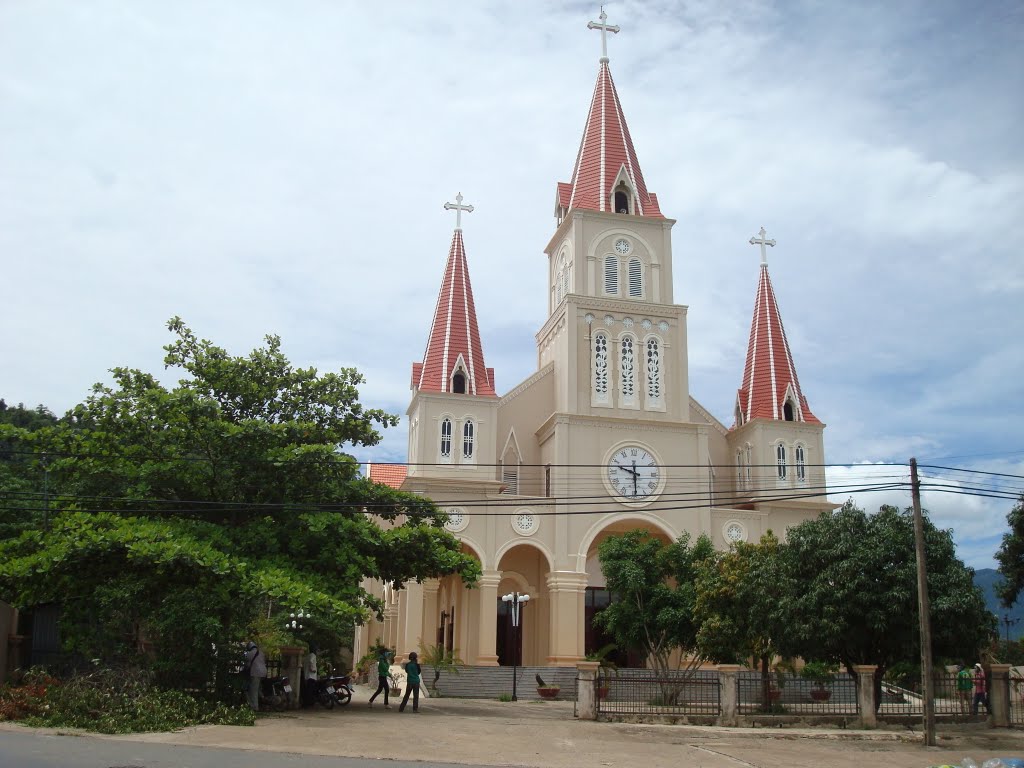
[620,335,635,400]
[776,443,787,480]
[745,444,752,484]
[440,418,452,460]
[646,338,662,404]
[463,419,474,460]
[502,469,519,495]
[796,445,806,482]
[736,450,744,488]
[593,332,609,401]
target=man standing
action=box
[244,641,266,711]
[302,645,319,707]
[972,662,989,716]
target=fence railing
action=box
[736,672,859,716]
[875,673,971,716]
[596,670,720,716]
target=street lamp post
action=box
[501,592,530,701]
[1003,614,1019,646]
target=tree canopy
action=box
[0,318,479,687]
[995,494,1024,607]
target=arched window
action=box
[604,255,618,295]
[554,255,567,306]
[783,399,795,421]
[628,258,642,297]
[776,443,787,481]
[440,418,452,461]
[593,332,609,403]
[736,449,744,489]
[745,444,752,484]
[561,263,569,301]
[735,404,744,427]
[463,419,475,461]
[645,337,662,406]
[452,372,466,394]
[796,444,806,483]
[620,335,635,403]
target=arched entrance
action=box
[495,543,551,666]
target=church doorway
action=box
[495,543,551,666]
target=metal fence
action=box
[875,672,971,716]
[1008,672,1024,726]
[596,670,720,716]
[736,672,859,716]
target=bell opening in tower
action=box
[452,372,466,394]
[614,190,629,214]
[783,400,794,421]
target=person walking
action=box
[243,641,266,711]
[368,648,392,708]
[972,662,989,715]
[956,663,973,714]
[399,652,422,713]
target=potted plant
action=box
[388,670,405,696]
[535,673,560,699]
[800,660,838,702]
[418,641,463,695]
[585,643,618,700]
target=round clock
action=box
[614,238,631,255]
[606,445,661,501]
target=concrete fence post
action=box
[989,663,1011,727]
[716,665,740,726]
[576,661,600,720]
[280,646,303,709]
[854,665,878,728]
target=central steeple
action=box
[556,8,663,221]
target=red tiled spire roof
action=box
[367,463,408,489]
[412,230,496,397]
[561,62,663,218]
[735,263,820,425]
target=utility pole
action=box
[911,457,935,746]
[1003,614,1019,647]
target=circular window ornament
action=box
[511,510,538,536]
[444,507,469,533]
[584,313,595,325]
[603,314,615,326]
[622,317,634,328]
[614,238,631,255]
[658,321,669,332]
[641,319,653,330]
[723,520,746,544]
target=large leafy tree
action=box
[780,501,994,707]
[695,531,789,705]
[0,318,479,688]
[595,529,715,690]
[995,494,1024,607]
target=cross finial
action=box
[749,226,776,265]
[587,6,620,63]
[443,192,474,231]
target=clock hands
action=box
[631,461,638,496]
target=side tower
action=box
[727,228,829,514]
[406,194,500,487]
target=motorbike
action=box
[305,676,337,709]
[260,673,292,711]
[324,674,354,706]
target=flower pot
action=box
[537,686,560,700]
[809,688,832,701]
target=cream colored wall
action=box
[406,391,500,483]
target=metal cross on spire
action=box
[587,6,620,63]
[444,192,474,231]
[749,226,776,265]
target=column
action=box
[854,665,878,728]
[475,571,502,666]
[990,663,1011,727]
[421,578,440,648]
[576,660,600,720]
[399,581,425,661]
[545,571,588,665]
[717,664,740,726]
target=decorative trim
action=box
[723,520,747,544]
[511,509,539,537]
[443,506,469,533]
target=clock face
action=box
[614,238,631,255]
[607,445,660,501]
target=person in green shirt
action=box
[399,651,422,713]
[956,663,973,714]
[368,649,392,708]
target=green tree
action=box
[780,501,994,708]
[995,494,1024,607]
[595,529,715,697]
[695,531,789,707]
[0,318,480,691]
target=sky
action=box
[1,1,1022,569]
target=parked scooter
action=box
[260,674,292,711]
[324,674,354,706]
[306,677,336,709]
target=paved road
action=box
[0,730,480,768]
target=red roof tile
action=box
[412,230,497,397]
[735,264,820,426]
[367,463,408,489]
[560,62,663,218]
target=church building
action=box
[355,10,832,670]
